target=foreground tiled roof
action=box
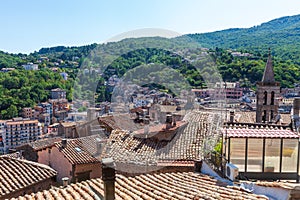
[0,157,57,198]
[1,152,22,159]
[11,171,268,200]
[102,111,222,165]
[241,180,298,190]
[224,128,299,138]
[54,136,101,165]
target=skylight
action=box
[74,147,82,152]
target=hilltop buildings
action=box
[22,63,39,70]
[2,49,300,200]
[51,88,66,99]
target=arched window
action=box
[271,91,275,105]
[271,110,274,120]
[262,110,267,122]
[264,91,267,105]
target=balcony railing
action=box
[204,151,228,177]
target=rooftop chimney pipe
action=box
[61,139,67,148]
[229,111,235,123]
[102,158,115,200]
[62,177,69,187]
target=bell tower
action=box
[256,49,280,123]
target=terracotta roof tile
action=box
[0,157,57,198]
[54,136,101,165]
[234,111,291,125]
[224,128,299,138]
[6,119,39,125]
[76,135,106,156]
[18,137,62,151]
[1,152,22,159]
[11,172,268,200]
[98,114,144,132]
[102,111,222,165]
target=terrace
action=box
[223,126,300,182]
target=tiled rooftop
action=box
[54,136,101,165]
[10,171,268,200]
[102,111,222,165]
[234,111,291,125]
[19,137,62,151]
[0,157,57,198]
[224,128,299,138]
[0,152,22,159]
[6,119,39,125]
[98,114,145,132]
[76,134,106,156]
[60,122,76,128]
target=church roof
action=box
[261,49,276,84]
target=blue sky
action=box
[1,0,299,54]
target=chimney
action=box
[293,98,300,117]
[144,118,150,125]
[166,114,173,129]
[229,111,235,123]
[61,139,67,148]
[102,158,115,200]
[62,177,69,186]
[194,160,203,172]
[96,139,104,155]
[144,125,149,135]
[172,114,177,126]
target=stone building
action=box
[256,50,281,123]
[16,137,62,162]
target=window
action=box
[74,147,82,152]
[271,91,275,105]
[271,110,274,120]
[247,139,263,172]
[230,138,246,172]
[282,139,298,172]
[263,91,267,105]
[262,110,267,122]
[265,139,280,172]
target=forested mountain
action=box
[187,14,300,62]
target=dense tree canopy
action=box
[0,69,73,119]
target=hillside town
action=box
[0,50,300,200]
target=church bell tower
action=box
[256,49,280,123]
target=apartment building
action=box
[51,88,66,99]
[0,120,6,154]
[1,118,42,153]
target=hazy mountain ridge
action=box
[187,14,300,60]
